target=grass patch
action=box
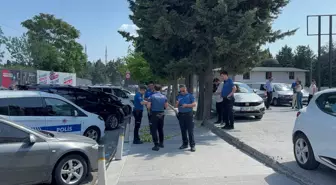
[139,125,179,143]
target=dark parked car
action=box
[20,84,128,129]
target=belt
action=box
[178,112,192,114]
[151,111,164,113]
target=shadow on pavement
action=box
[126,115,219,161]
[264,173,300,185]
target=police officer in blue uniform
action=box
[144,81,155,125]
[132,85,148,144]
[220,70,236,130]
[147,84,168,151]
[176,85,197,152]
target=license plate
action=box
[240,107,254,111]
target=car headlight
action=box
[92,144,99,150]
[98,116,104,121]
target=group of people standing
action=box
[132,81,197,152]
[213,71,237,130]
[263,76,317,110]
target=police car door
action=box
[43,97,82,134]
[7,97,47,130]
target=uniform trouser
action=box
[266,92,272,109]
[223,97,234,126]
[147,109,152,135]
[133,110,143,141]
[178,112,195,147]
[292,93,297,108]
[150,111,165,146]
[216,101,223,122]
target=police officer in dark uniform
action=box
[220,70,236,130]
[144,81,155,126]
[132,85,148,144]
[176,85,197,152]
[147,84,168,151]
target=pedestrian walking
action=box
[296,81,303,110]
[132,85,148,144]
[220,71,236,130]
[291,78,298,109]
[213,78,224,124]
[144,81,155,131]
[264,77,273,110]
[308,79,317,104]
[176,85,197,152]
[146,84,168,151]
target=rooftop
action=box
[213,67,308,72]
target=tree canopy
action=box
[120,0,297,120]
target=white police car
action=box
[0,91,105,142]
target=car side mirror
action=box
[253,89,257,93]
[29,134,37,144]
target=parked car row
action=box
[247,82,309,106]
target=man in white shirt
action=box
[213,78,224,124]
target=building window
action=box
[243,72,250,80]
[265,72,272,79]
[289,72,295,80]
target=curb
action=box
[168,103,317,185]
[202,120,317,185]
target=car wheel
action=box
[84,127,101,142]
[106,114,119,130]
[53,155,88,185]
[255,115,263,119]
[293,133,319,170]
[272,98,278,106]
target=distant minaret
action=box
[105,46,108,64]
[85,45,87,56]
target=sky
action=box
[0,0,335,62]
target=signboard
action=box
[37,70,76,85]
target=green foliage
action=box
[123,50,155,83]
[21,13,86,73]
[276,45,295,67]
[294,45,315,69]
[0,27,5,63]
[4,34,32,66]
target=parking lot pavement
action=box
[39,128,120,185]
[210,106,336,185]
[106,108,300,185]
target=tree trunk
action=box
[195,71,205,120]
[171,73,178,105]
[189,73,194,94]
[167,80,172,104]
[202,54,214,121]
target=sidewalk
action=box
[105,108,299,185]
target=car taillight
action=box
[296,112,301,117]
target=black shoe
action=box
[227,125,234,130]
[159,143,164,148]
[133,140,143,144]
[152,145,160,151]
[179,145,188,149]
[190,146,196,152]
[221,125,230,129]
[214,121,221,124]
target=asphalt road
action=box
[39,127,121,185]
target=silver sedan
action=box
[0,118,99,185]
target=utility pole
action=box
[105,46,108,65]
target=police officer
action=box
[220,70,236,130]
[132,85,148,144]
[144,81,155,125]
[147,84,168,151]
[176,85,196,152]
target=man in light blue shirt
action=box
[264,77,273,110]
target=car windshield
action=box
[274,84,291,91]
[235,83,253,93]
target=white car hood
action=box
[234,93,263,103]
